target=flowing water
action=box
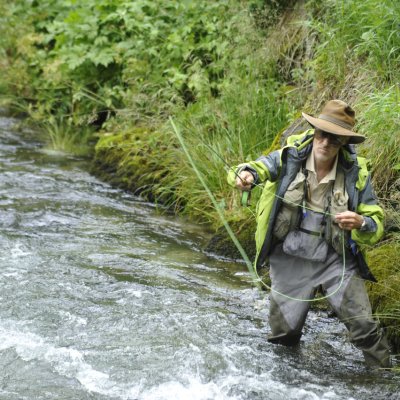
[0,115,398,400]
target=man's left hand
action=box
[335,211,364,230]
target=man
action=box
[228,100,391,368]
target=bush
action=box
[1,0,239,126]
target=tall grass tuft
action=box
[356,86,400,195]
[38,116,95,156]
[310,0,400,87]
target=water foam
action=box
[0,320,140,399]
[137,372,348,400]
[0,319,349,400]
[140,376,238,400]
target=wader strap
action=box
[301,167,309,219]
[299,227,325,238]
[321,195,332,231]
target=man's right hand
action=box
[235,170,254,191]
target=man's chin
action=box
[315,150,336,163]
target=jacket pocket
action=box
[272,207,292,240]
[283,230,329,262]
[282,171,306,209]
[272,170,305,240]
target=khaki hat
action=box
[302,100,366,144]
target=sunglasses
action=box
[314,130,349,147]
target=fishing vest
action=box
[272,167,349,255]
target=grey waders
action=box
[267,211,391,368]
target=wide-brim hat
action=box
[302,99,366,144]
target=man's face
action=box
[313,129,349,163]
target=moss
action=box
[92,126,175,204]
[205,216,257,261]
[366,241,400,351]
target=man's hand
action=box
[235,170,254,191]
[335,211,364,231]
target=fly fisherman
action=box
[228,100,391,368]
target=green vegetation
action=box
[1,0,399,357]
[367,243,400,352]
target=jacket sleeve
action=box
[351,173,384,246]
[227,150,282,187]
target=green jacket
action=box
[228,130,384,281]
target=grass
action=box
[356,86,400,195]
[156,76,292,223]
[309,0,400,87]
[41,117,95,157]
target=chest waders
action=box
[267,169,391,368]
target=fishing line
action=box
[170,117,348,303]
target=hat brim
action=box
[302,112,366,144]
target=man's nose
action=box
[320,137,330,146]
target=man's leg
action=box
[322,254,391,368]
[268,295,311,346]
[268,244,315,346]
